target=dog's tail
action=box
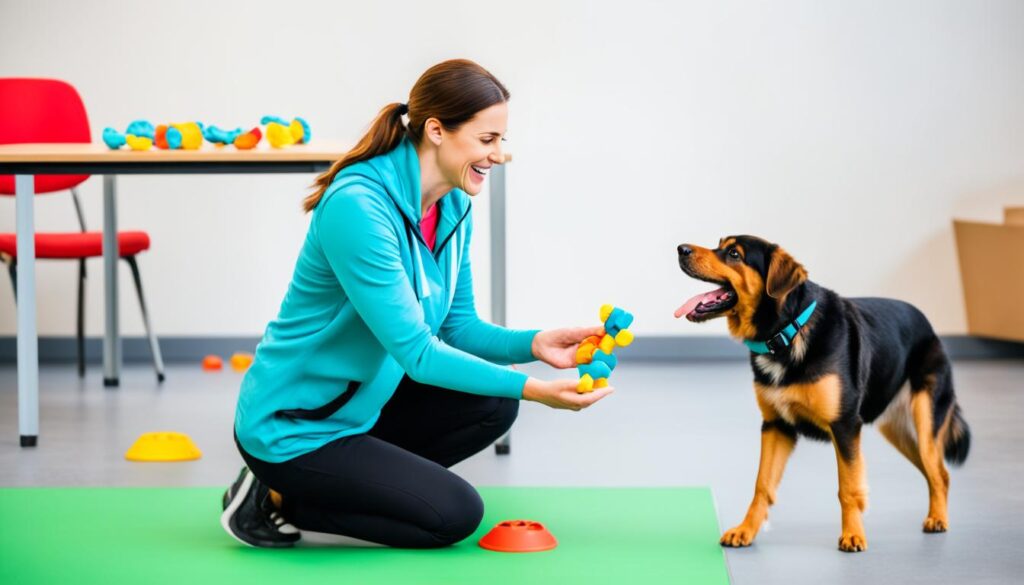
[943,403,971,467]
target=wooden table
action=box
[0,142,513,447]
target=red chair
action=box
[0,78,165,382]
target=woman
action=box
[221,59,613,549]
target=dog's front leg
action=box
[721,419,796,547]
[832,423,868,552]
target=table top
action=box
[0,141,351,163]
[0,141,354,175]
[0,141,511,175]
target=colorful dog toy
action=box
[204,124,263,149]
[101,127,127,149]
[232,127,263,150]
[153,122,201,150]
[124,134,153,151]
[102,119,155,150]
[172,122,204,150]
[576,305,634,393]
[154,125,181,149]
[202,125,243,146]
[104,119,206,151]
[261,115,311,148]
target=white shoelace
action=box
[268,510,300,535]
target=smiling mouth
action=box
[675,274,738,322]
[470,164,489,177]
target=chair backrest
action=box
[0,78,91,195]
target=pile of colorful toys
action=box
[102,115,310,151]
[575,305,634,393]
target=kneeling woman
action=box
[221,59,613,548]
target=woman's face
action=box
[435,102,508,196]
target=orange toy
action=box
[478,520,558,552]
[154,125,169,149]
[230,352,254,372]
[233,127,262,150]
[202,355,223,371]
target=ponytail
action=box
[303,102,407,212]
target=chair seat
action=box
[0,231,151,259]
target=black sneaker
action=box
[220,467,300,548]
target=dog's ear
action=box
[766,247,808,301]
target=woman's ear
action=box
[766,247,808,301]
[423,118,443,147]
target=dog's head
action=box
[675,235,807,339]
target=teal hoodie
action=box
[234,138,539,462]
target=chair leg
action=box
[77,258,86,378]
[5,257,16,301]
[123,256,165,383]
[10,257,91,378]
[495,431,511,455]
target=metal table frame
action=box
[2,153,511,448]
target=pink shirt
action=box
[420,203,439,251]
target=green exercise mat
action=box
[0,486,729,584]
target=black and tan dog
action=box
[676,235,970,552]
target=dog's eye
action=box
[728,249,741,260]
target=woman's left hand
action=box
[531,326,606,369]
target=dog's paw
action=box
[923,516,948,533]
[837,532,868,552]
[720,525,757,547]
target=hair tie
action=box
[397,103,409,116]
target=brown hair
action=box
[303,59,510,212]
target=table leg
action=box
[15,174,39,447]
[102,175,121,387]
[489,164,511,455]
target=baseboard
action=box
[0,336,259,364]
[1,334,1022,364]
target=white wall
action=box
[1,0,1022,339]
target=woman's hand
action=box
[531,326,605,369]
[522,377,613,411]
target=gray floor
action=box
[2,359,1022,584]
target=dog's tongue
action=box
[674,287,729,318]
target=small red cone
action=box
[478,520,557,552]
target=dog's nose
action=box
[678,245,693,256]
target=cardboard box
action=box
[1005,207,1024,226]
[953,207,1024,342]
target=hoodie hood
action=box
[329,137,472,302]
[341,137,470,248]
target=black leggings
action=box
[236,376,519,548]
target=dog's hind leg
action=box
[911,386,951,533]
[878,384,925,474]
[908,337,961,533]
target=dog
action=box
[675,235,970,552]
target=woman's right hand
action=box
[522,377,613,411]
